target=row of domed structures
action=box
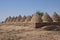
[4,12,60,23]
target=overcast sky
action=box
[0,0,60,21]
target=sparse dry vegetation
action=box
[0,12,60,40]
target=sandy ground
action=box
[0,25,60,40]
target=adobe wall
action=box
[35,22,60,28]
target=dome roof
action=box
[51,12,60,22]
[20,16,26,22]
[30,13,42,23]
[42,12,53,22]
[16,15,22,22]
[24,16,32,23]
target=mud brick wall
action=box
[35,22,60,28]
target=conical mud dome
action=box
[20,16,26,22]
[11,16,16,22]
[5,16,15,23]
[16,15,22,22]
[9,17,13,22]
[7,16,12,22]
[24,16,32,22]
[13,16,17,22]
[5,17,9,23]
[51,12,60,22]
[30,13,42,23]
[42,12,53,22]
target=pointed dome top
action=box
[5,17,9,23]
[42,12,53,22]
[18,15,22,19]
[7,16,15,22]
[24,16,32,23]
[51,12,60,22]
[30,13,42,23]
[11,16,16,22]
[20,16,26,22]
[5,16,13,23]
[7,16,12,22]
[8,16,11,19]
[16,15,22,22]
[9,17,13,22]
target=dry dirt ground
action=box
[0,25,60,40]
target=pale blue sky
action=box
[0,0,60,21]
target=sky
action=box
[0,0,60,21]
